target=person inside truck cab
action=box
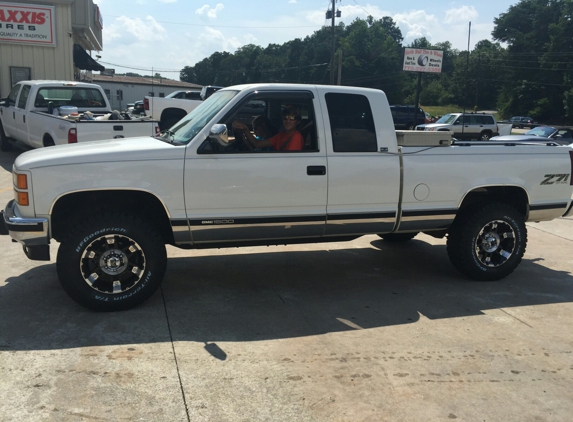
[232,105,303,151]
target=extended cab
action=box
[144,90,202,130]
[0,81,159,151]
[2,83,572,311]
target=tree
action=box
[492,0,573,123]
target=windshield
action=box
[435,114,459,124]
[525,126,555,137]
[165,90,238,144]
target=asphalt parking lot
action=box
[1,147,573,421]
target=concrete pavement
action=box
[1,148,572,421]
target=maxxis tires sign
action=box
[403,48,443,73]
[0,2,56,47]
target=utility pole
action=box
[327,0,341,85]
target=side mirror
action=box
[453,120,461,125]
[209,123,229,146]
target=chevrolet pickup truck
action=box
[0,81,159,151]
[144,91,202,130]
[2,83,573,311]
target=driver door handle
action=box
[307,166,326,176]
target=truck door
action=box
[321,91,401,236]
[1,84,21,138]
[183,89,328,245]
[13,84,31,143]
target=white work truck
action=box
[144,91,202,130]
[0,81,159,151]
[2,83,573,311]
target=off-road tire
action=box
[378,232,418,242]
[447,204,526,281]
[56,213,167,311]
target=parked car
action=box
[165,90,202,100]
[132,100,145,116]
[417,112,499,140]
[509,116,538,129]
[525,125,573,140]
[490,126,573,145]
[390,105,426,130]
[200,85,224,100]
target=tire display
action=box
[447,204,527,281]
[56,213,167,311]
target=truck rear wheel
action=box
[447,204,526,281]
[56,213,167,311]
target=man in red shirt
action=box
[232,105,303,151]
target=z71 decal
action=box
[541,174,570,185]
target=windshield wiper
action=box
[158,129,176,144]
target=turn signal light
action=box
[17,191,29,206]
[17,174,28,189]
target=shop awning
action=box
[73,44,105,72]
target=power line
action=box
[103,14,321,29]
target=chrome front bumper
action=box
[1,200,50,261]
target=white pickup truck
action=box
[144,90,202,130]
[0,81,159,151]
[2,83,572,312]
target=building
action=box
[0,0,103,97]
[92,74,202,110]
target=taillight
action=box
[144,98,149,110]
[68,128,77,143]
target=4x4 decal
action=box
[541,174,570,185]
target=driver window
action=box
[199,95,318,154]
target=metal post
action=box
[461,22,471,138]
[329,0,335,85]
[337,49,342,85]
[413,72,422,129]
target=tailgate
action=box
[76,120,158,142]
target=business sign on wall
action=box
[403,49,443,73]
[0,2,56,47]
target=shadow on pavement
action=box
[1,238,572,351]
[0,148,24,172]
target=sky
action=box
[92,0,519,78]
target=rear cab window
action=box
[35,87,107,110]
[325,93,377,152]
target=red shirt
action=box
[269,131,303,151]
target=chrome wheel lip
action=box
[474,219,516,267]
[80,234,146,294]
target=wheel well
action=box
[160,108,187,124]
[458,186,528,217]
[51,190,174,244]
[43,134,55,147]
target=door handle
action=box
[307,166,326,176]
[113,125,124,131]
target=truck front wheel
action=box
[56,213,167,311]
[447,204,526,281]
